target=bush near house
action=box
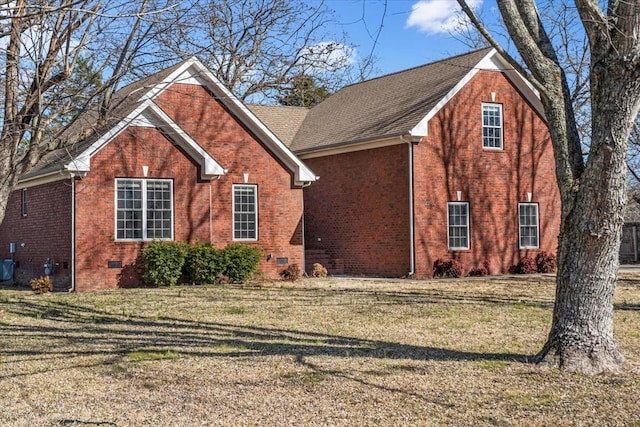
[142,242,263,286]
[30,276,53,294]
[142,242,189,287]
[536,251,557,273]
[311,263,328,278]
[433,258,463,278]
[468,260,491,277]
[510,256,538,274]
[184,243,225,285]
[219,243,263,284]
[280,264,302,281]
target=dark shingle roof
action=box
[247,104,309,147]
[290,48,492,153]
[22,61,185,180]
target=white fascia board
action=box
[410,49,545,137]
[145,103,226,177]
[150,58,317,184]
[490,54,545,119]
[64,100,226,179]
[65,101,153,173]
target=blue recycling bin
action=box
[1,259,13,282]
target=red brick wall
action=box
[300,70,560,278]
[413,70,560,276]
[155,84,305,278]
[72,83,304,291]
[0,180,72,289]
[302,145,411,276]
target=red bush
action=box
[512,256,537,274]
[433,258,463,278]
[536,251,557,273]
[468,259,491,277]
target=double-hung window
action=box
[116,178,173,240]
[447,202,469,250]
[233,184,258,240]
[518,203,539,248]
[482,103,503,149]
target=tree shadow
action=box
[0,296,532,381]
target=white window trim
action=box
[232,184,258,241]
[114,178,174,241]
[447,202,470,250]
[482,103,503,150]
[518,203,540,249]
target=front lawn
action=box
[0,275,638,426]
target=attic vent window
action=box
[482,103,503,149]
[21,189,27,217]
[116,178,173,240]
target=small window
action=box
[482,103,503,149]
[115,178,173,240]
[233,184,258,240]
[519,203,539,248]
[447,202,469,250]
[21,189,27,217]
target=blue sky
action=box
[324,0,487,76]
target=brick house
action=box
[253,48,561,277]
[0,58,316,291]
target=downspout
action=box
[70,176,76,292]
[301,180,313,276]
[401,135,415,277]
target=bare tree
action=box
[0,0,173,226]
[153,0,363,102]
[458,0,640,374]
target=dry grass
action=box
[0,274,639,426]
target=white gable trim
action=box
[65,100,226,180]
[411,49,545,137]
[143,58,317,185]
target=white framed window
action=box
[21,188,27,217]
[482,103,503,149]
[447,202,469,250]
[519,203,539,248]
[115,178,173,240]
[233,184,258,241]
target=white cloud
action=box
[406,0,483,35]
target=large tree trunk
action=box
[536,47,640,374]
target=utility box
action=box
[1,259,13,282]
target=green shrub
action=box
[536,251,557,273]
[184,243,225,285]
[433,258,463,278]
[311,263,328,278]
[31,276,53,294]
[142,241,188,287]
[280,264,302,281]
[221,243,262,283]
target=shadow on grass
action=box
[0,295,534,380]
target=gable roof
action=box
[20,58,317,187]
[288,48,543,155]
[247,104,309,147]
